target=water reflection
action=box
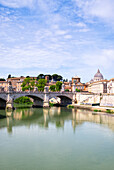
[0,107,114,134]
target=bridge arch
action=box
[49,93,73,106]
[12,94,44,107]
[0,97,6,109]
[57,95,72,106]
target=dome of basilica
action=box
[94,69,104,81]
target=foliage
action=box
[63,79,68,82]
[0,78,5,81]
[36,79,47,92]
[14,96,33,104]
[75,88,80,92]
[45,74,52,80]
[94,109,101,112]
[49,85,56,92]
[21,78,35,91]
[31,80,35,88]
[67,105,74,108]
[65,89,69,92]
[56,81,62,91]
[49,102,54,107]
[8,74,11,78]
[52,74,63,81]
[37,74,45,80]
[106,109,114,114]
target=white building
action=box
[88,80,108,94]
[107,78,114,94]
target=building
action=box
[7,77,25,91]
[94,69,104,82]
[88,80,108,93]
[88,69,104,84]
[72,76,80,84]
[0,81,8,92]
[107,78,114,94]
[72,76,86,91]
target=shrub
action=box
[65,89,69,92]
[56,81,62,91]
[75,88,80,92]
[106,109,112,113]
[67,105,74,108]
[14,96,33,104]
[49,85,56,92]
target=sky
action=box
[0,0,114,82]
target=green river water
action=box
[0,107,114,170]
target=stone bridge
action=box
[1,87,113,110]
[0,89,76,109]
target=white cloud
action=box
[0,0,35,8]
[82,49,114,68]
[0,0,114,81]
[74,0,114,23]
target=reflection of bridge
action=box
[0,88,76,109]
[1,107,114,134]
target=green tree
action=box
[0,78,5,81]
[65,89,69,92]
[14,96,33,104]
[21,78,31,91]
[56,81,62,91]
[36,79,47,92]
[45,74,52,80]
[75,88,80,92]
[30,80,35,90]
[8,74,11,78]
[52,74,63,81]
[37,74,45,80]
[49,85,56,92]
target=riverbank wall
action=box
[76,93,114,107]
[72,104,114,113]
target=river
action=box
[0,107,114,170]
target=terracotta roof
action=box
[89,79,108,86]
[8,77,25,80]
[109,78,114,81]
[0,81,7,83]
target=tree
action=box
[65,89,69,92]
[8,74,11,78]
[0,78,5,81]
[21,78,31,91]
[56,81,62,91]
[37,74,45,80]
[49,85,56,92]
[52,74,63,81]
[14,96,33,104]
[36,79,47,92]
[63,79,68,82]
[45,74,52,80]
[75,88,80,92]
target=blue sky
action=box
[0,0,114,82]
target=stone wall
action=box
[100,94,114,107]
